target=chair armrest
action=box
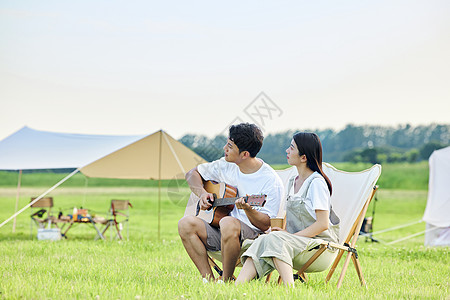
[31,209,47,218]
[318,241,351,252]
[114,212,128,217]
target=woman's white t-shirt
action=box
[288,172,332,224]
[197,157,284,232]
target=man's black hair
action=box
[228,123,263,157]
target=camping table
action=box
[58,217,105,240]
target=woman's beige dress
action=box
[241,172,340,278]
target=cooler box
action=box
[37,228,62,241]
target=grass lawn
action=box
[0,164,449,299]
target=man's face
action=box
[223,138,241,163]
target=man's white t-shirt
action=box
[197,157,284,232]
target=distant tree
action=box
[405,149,420,163]
[259,131,294,164]
[419,141,445,160]
[360,148,379,164]
[180,124,450,163]
[334,124,366,152]
[386,152,404,163]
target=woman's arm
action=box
[273,209,330,237]
[293,209,329,237]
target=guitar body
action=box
[195,181,267,228]
[196,181,237,227]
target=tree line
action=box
[179,124,450,164]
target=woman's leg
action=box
[235,258,257,285]
[273,258,294,286]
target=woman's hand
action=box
[271,227,286,232]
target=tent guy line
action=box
[163,132,186,175]
[387,226,440,245]
[370,219,423,235]
[0,169,80,229]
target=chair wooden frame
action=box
[325,186,378,288]
[269,185,379,287]
[98,199,133,240]
[30,197,56,237]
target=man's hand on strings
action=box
[199,192,215,210]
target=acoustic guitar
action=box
[195,180,267,227]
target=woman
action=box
[236,132,339,286]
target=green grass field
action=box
[0,163,448,299]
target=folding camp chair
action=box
[267,163,381,287]
[97,199,133,240]
[30,197,56,237]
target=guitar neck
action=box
[211,197,242,207]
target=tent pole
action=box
[158,179,161,240]
[12,170,22,233]
[158,130,162,240]
[0,168,80,230]
[83,175,89,208]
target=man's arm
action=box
[185,167,215,211]
[235,199,270,231]
[237,176,284,232]
[185,167,207,197]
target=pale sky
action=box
[1,1,449,141]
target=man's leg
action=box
[219,216,242,281]
[178,215,214,280]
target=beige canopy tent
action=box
[0,127,206,238]
[81,129,203,180]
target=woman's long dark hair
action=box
[293,132,332,195]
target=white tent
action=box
[0,126,206,238]
[423,146,450,246]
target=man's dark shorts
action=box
[201,219,260,251]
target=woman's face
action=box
[286,139,303,166]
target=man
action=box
[178,123,284,282]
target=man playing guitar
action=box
[178,123,284,282]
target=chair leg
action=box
[207,256,238,280]
[113,220,123,240]
[94,223,109,241]
[336,252,352,289]
[102,222,111,235]
[298,272,307,283]
[265,272,272,283]
[351,253,366,287]
[325,249,345,284]
[208,256,223,279]
[90,220,104,240]
[277,275,282,285]
[297,245,327,275]
[99,221,118,240]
